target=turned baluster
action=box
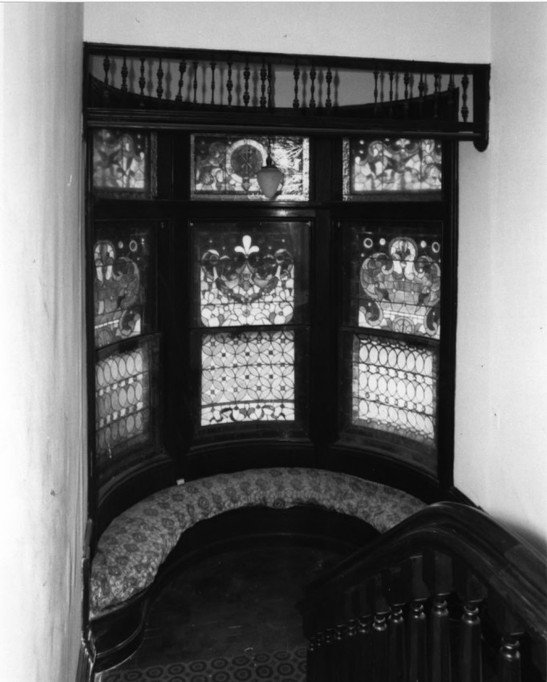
[343,619,358,682]
[293,63,300,109]
[120,56,128,93]
[210,61,216,105]
[332,623,347,681]
[403,72,411,117]
[309,65,317,109]
[405,555,430,682]
[383,565,408,682]
[418,73,426,118]
[368,575,390,682]
[243,59,250,107]
[388,71,395,117]
[226,59,233,107]
[138,57,146,103]
[433,73,441,118]
[499,635,522,682]
[461,72,470,122]
[259,58,267,108]
[341,588,361,682]
[325,67,333,108]
[354,583,374,682]
[489,603,524,682]
[424,550,454,682]
[267,63,273,109]
[103,55,110,86]
[322,627,336,682]
[455,562,487,682]
[156,58,164,100]
[307,632,321,682]
[192,61,198,104]
[448,73,456,114]
[175,60,186,103]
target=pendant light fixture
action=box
[257,137,284,199]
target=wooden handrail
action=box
[301,502,547,681]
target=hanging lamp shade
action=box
[256,156,284,199]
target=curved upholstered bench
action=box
[90,467,426,619]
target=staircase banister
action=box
[301,502,547,645]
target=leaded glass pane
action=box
[92,128,156,197]
[352,335,437,447]
[191,134,309,201]
[196,222,308,328]
[94,225,154,348]
[95,336,158,465]
[343,138,442,200]
[350,227,442,339]
[201,330,295,426]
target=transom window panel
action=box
[95,335,159,471]
[201,330,295,426]
[343,137,442,200]
[352,334,437,449]
[93,224,156,348]
[194,222,309,327]
[191,134,309,201]
[345,224,442,339]
[92,128,157,198]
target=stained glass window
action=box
[347,225,442,339]
[343,138,442,200]
[191,134,309,201]
[92,128,156,197]
[95,336,159,467]
[195,222,308,328]
[93,225,155,348]
[201,330,295,426]
[352,335,437,447]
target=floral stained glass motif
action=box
[94,226,153,348]
[353,229,442,339]
[197,223,307,327]
[93,129,155,196]
[201,330,295,426]
[191,135,309,201]
[352,335,437,447]
[95,339,156,465]
[343,138,442,198]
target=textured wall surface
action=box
[84,1,491,62]
[456,3,547,554]
[0,4,86,680]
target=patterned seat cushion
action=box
[90,468,426,617]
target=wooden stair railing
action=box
[300,502,547,682]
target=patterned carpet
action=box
[98,647,307,681]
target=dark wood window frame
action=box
[84,44,488,537]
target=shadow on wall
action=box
[500,519,547,559]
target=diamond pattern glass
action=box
[352,334,437,447]
[201,330,295,426]
[95,337,158,466]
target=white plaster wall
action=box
[84,1,491,63]
[455,3,547,555]
[0,3,86,680]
